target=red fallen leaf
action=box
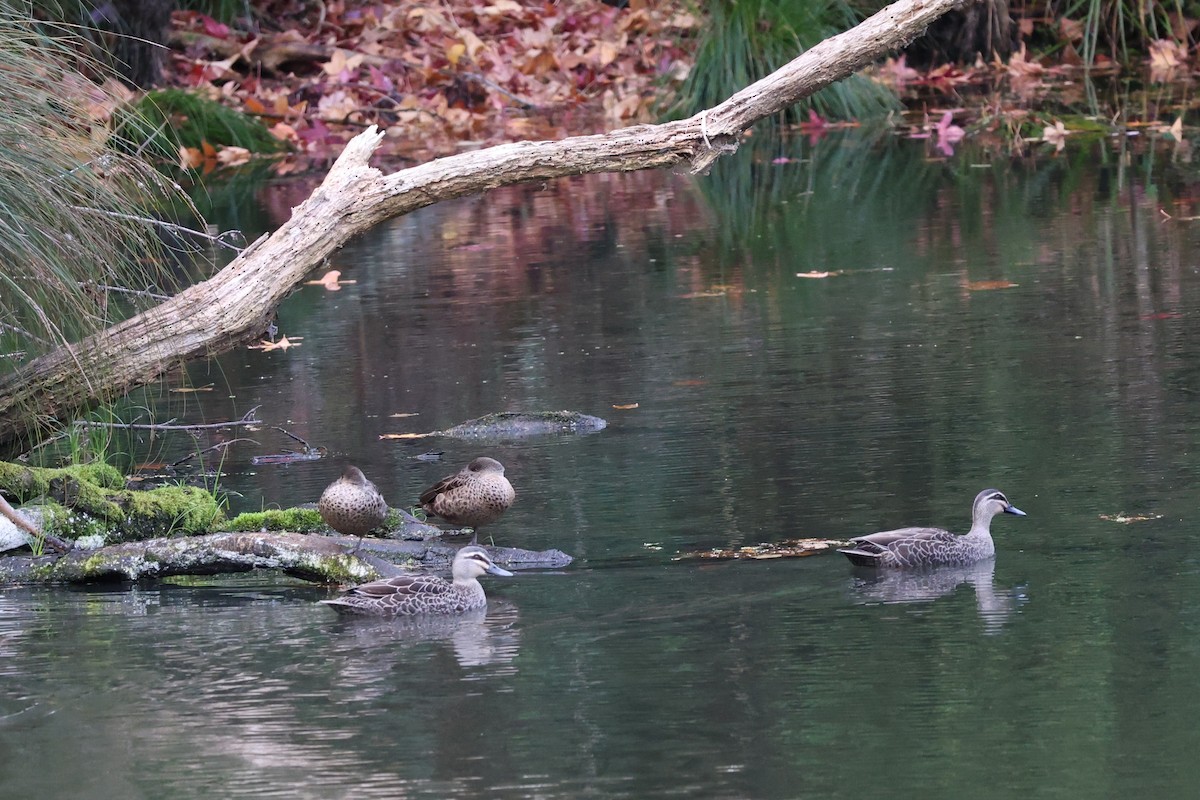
[1140,312,1181,320]
[199,14,231,38]
[935,110,965,157]
[799,109,827,130]
[297,119,332,144]
[673,379,707,387]
[368,66,395,93]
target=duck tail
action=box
[838,547,884,567]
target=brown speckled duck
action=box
[318,466,388,538]
[320,545,513,616]
[419,457,515,532]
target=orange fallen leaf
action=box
[178,146,205,170]
[967,280,1019,291]
[216,146,251,166]
[248,335,303,351]
[612,402,639,410]
[305,269,357,291]
[673,379,707,387]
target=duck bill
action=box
[487,564,514,577]
[1004,505,1027,516]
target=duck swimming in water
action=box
[838,489,1026,568]
[320,545,513,616]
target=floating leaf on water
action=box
[389,412,420,418]
[379,432,431,439]
[674,538,848,561]
[672,379,707,387]
[171,384,215,393]
[305,269,357,291]
[680,290,725,298]
[248,335,303,351]
[967,280,1019,291]
[1099,513,1164,523]
[796,271,836,279]
[612,402,639,410]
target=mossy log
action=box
[0,461,222,543]
[0,0,961,449]
[382,410,608,440]
[0,532,573,584]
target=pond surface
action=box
[6,133,1200,798]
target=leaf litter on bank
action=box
[157,2,1200,172]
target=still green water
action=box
[5,134,1200,798]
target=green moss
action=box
[299,552,380,584]
[78,553,113,576]
[118,485,222,540]
[0,461,50,498]
[60,463,126,490]
[0,461,224,544]
[220,508,326,533]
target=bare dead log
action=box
[0,0,959,448]
[0,531,573,584]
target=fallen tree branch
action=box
[0,0,958,448]
[0,494,72,553]
[72,406,262,432]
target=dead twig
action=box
[168,438,258,469]
[73,406,262,432]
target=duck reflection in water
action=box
[328,602,522,678]
[848,559,1024,633]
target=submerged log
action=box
[0,531,572,584]
[0,0,960,450]
[381,410,608,440]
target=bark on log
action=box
[0,532,573,584]
[0,0,960,448]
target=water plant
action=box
[666,0,900,123]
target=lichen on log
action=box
[382,410,608,440]
[0,531,572,584]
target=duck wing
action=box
[840,527,958,567]
[846,526,951,552]
[419,473,467,507]
[345,574,452,600]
